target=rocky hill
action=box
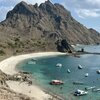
[0,0,100,55]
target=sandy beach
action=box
[0,52,66,100]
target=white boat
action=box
[78,64,83,69]
[85,86,95,90]
[97,70,100,74]
[56,63,62,67]
[74,89,88,96]
[67,69,71,73]
[92,88,100,92]
[85,73,89,77]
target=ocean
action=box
[17,45,100,100]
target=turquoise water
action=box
[17,45,100,100]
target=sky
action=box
[0,0,100,32]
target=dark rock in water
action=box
[81,48,84,52]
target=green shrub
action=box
[0,49,5,55]
[7,42,15,48]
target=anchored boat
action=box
[56,63,62,67]
[50,80,64,85]
[92,88,100,92]
[97,70,100,74]
[85,73,89,77]
[78,64,83,69]
[67,69,71,73]
[85,86,95,90]
[74,89,88,96]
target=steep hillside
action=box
[0,0,100,55]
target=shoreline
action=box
[0,52,66,100]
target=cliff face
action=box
[0,1,100,55]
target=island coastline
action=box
[0,52,66,100]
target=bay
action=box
[17,45,100,100]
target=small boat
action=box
[85,86,95,90]
[74,89,88,96]
[92,88,100,92]
[85,73,89,77]
[50,80,64,85]
[67,69,71,73]
[78,64,83,69]
[56,63,62,67]
[73,81,84,85]
[97,70,100,74]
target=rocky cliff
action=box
[0,0,100,55]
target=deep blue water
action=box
[17,45,100,100]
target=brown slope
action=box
[0,0,100,55]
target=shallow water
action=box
[17,53,100,100]
[16,45,100,100]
